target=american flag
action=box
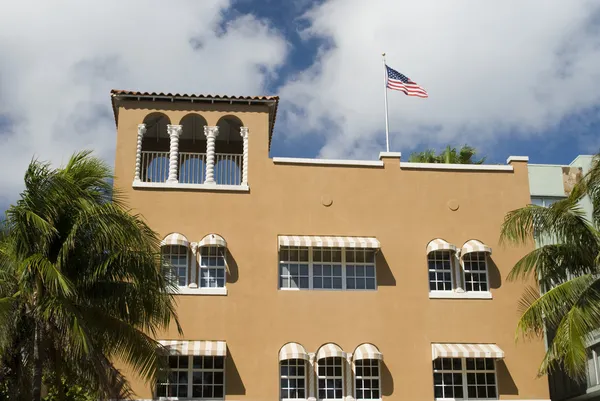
[386,65,428,98]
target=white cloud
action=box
[278,0,600,159]
[0,0,287,205]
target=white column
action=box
[204,126,219,185]
[454,252,464,293]
[345,354,354,401]
[167,125,182,183]
[189,242,199,289]
[240,126,249,186]
[308,353,316,401]
[134,124,146,182]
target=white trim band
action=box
[273,157,383,167]
[400,162,513,171]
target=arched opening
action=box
[141,113,170,182]
[179,114,208,184]
[215,115,244,185]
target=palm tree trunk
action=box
[31,321,43,401]
[32,278,43,401]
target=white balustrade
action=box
[140,151,170,182]
[214,153,243,186]
[179,152,207,184]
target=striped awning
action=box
[279,342,310,361]
[431,343,504,360]
[160,233,189,247]
[278,236,380,249]
[353,343,383,361]
[158,340,227,356]
[199,234,227,248]
[426,239,457,255]
[461,239,492,256]
[316,343,347,360]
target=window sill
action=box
[132,181,249,192]
[169,287,228,296]
[429,291,492,299]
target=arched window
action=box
[198,234,227,288]
[215,115,244,185]
[353,344,383,401]
[461,240,492,292]
[141,113,171,182]
[316,344,346,400]
[426,239,457,293]
[279,343,309,400]
[179,114,208,184]
[160,233,190,287]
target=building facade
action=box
[528,156,600,401]
[111,90,550,401]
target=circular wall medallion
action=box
[447,199,459,211]
[321,195,333,207]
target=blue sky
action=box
[1,0,600,210]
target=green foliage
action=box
[500,153,600,380]
[408,145,486,164]
[0,151,181,400]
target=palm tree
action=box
[500,153,600,380]
[0,151,181,400]
[408,145,486,164]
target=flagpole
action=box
[382,52,390,152]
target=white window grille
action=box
[428,251,454,291]
[463,252,489,292]
[433,357,497,400]
[161,245,188,287]
[280,359,307,400]
[279,246,376,291]
[355,359,381,400]
[318,357,344,400]
[200,246,226,288]
[156,355,225,399]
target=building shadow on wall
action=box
[377,252,396,286]
[488,258,502,289]
[496,360,518,396]
[226,351,246,395]
[227,251,239,284]
[381,361,394,396]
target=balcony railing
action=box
[141,151,169,183]
[215,153,242,186]
[179,152,207,184]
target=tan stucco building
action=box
[111,90,550,401]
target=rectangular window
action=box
[428,251,453,291]
[161,245,188,287]
[200,246,226,288]
[156,355,225,399]
[355,359,380,400]
[280,359,306,400]
[318,357,344,400]
[463,252,489,292]
[433,357,497,400]
[531,196,564,207]
[279,246,376,291]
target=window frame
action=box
[279,246,377,291]
[199,245,227,289]
[317,356,345,400]
[280,358,307,401]
[587,341,600,391]
[427,250,455,293]
[354,359,382,401]
[432,357,498,401]
[161,245,190,287]
[462,252,490,293]
[156,355,226,401]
